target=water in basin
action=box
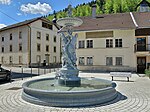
[28,78,112,91]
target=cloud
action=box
[0,0,11,5]
[20,2,52,15]
[0,24,6,29]
[17,13,22,16]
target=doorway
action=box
[45,54,50,65]
[137,57,146,73]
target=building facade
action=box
[0,17,61,67]
[74,12,150,73]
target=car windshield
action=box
[0,68,6,72]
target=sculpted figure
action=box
[61,29,77,70]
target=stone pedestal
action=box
[58,68,81,87]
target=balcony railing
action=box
[134,44,150,52]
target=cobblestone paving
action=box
[0,73,150,112]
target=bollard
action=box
[10,69,12,83]
[21,67,23,80]
[38,67,40,76]
[44,68,46,74]
[49,68,51,73]
[31,67,32,78]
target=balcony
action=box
[134,44,150,52]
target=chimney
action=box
[92,4,97,18]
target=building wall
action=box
[76,29,136,72]
[30,20,61,66]
[0,26,29,65]
[0,19,61,67]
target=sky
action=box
[0,0,93,29]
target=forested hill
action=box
[47,0,150,20]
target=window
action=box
[37,32,41,39]
[42,22,53,30]
[37,44,41,51]
[19,43,22,51]
[106,39,113,48]
[10,45,12,52]
[87,40,93,48]
[19,56,22,64]
[1,57,4,64]
[19,31,22,39]
[46,45,49,52]
[36,55,41,63]
[2,37,4,42]
[10,33,12,40]
[115,39,122,47]
[9,56,13,64]
[47,24,53,30]
[46,34,49,41]
[116,57,122,66]
[78,40,85,48]
[106,57,113,66]
[54,36,56,42]
[87,57,93,65]
[54,46,56,52]
[1,47,4,53]
[79,57,85,65]
[53,56,57,63]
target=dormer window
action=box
[136,0,150,12]
[140,2,150,12]
[42,22,53,30]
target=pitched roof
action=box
[0,17,59,32]
[73,12,136,31]
[73,12,150,32]
[133,12,150,28]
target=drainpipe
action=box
[27,24,31,67]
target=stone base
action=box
[58,77,81,87]
[57,68,80,87]
[59,68,79,77]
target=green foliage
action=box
[104,0,113,13]
[47,0,150,20]
[145,69,150,78]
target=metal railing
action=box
[6,67,61,82]
[134,44,150,52]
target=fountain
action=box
[22,5,117,107]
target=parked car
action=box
[0,67,11,81]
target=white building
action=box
[74,12,150,73]
[0,17,61,67]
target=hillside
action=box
[47,0,150,20]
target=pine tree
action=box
[47,0,150,21]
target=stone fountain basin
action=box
[22,77,117,107]
[56,17,83,27]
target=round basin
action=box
[22,77,117,107]
[56,17,83,27]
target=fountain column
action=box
[56,5,83,87]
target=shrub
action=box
[145,69,150,79]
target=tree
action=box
[47,0,150,21]
[121,0,130,12]
[105,0,113,14]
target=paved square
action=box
[0,72,150,112]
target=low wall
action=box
[78,65,136,72]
